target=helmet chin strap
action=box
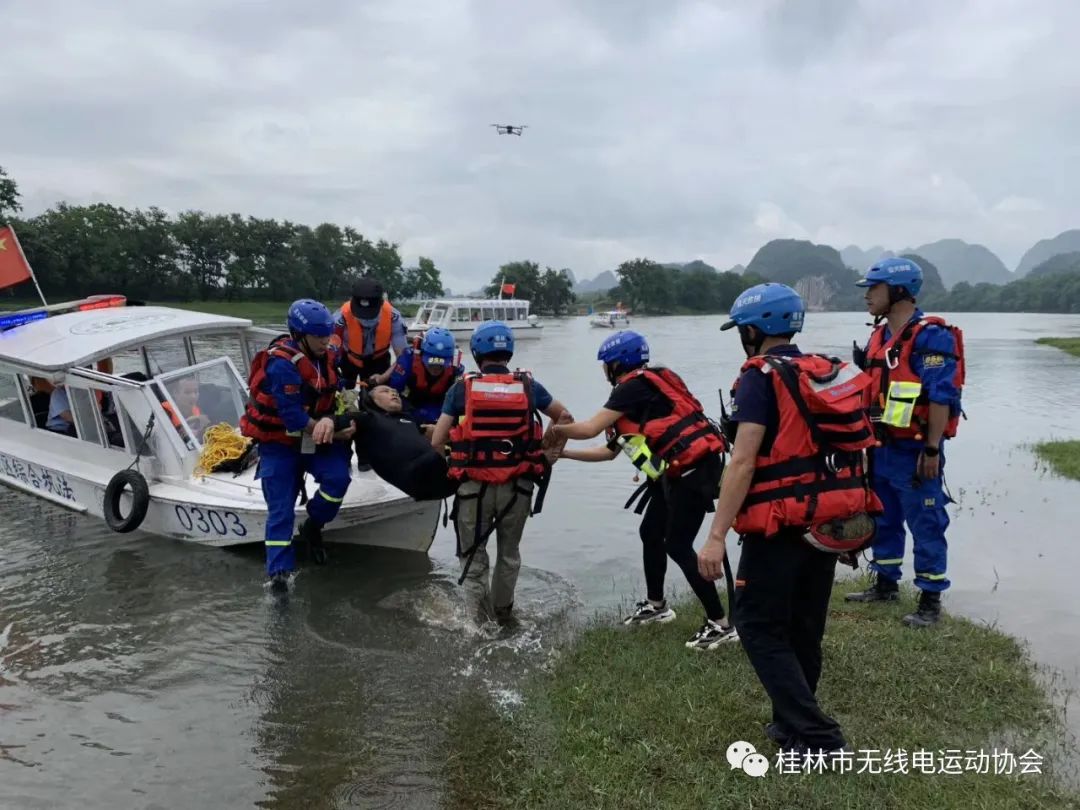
[739,325,766,357]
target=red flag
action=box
[501,282,516,296]
[0,225,33,291]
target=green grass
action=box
[442,583,1079,810]
[1036,337,1080,358]
[1034,441,1080,482]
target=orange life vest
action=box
[607,367,726,477]
[448,371,546,484]
[239,335,339,445]
[336,299,394,367]
[864,316,965,442]
[162,401,202,429]
[731,353,882,538]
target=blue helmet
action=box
[470,321,514,358]
[720,283,805,335]
[855,257,923,297]
[287,299,334,337]
[421,327,456,362]
[597,330,649,368]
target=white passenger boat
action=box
[589,310,630,329]
[0,296,439,552]
[407,297,544,340]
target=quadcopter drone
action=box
[491,124,527,136]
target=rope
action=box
[194,423,253,477]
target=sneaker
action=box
[765,722,795,746]
[902,590,942,628]
[844,576,899,603]
[623,600,676,625]
[685,619,739,650]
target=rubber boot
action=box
[902,590,942,628]
[844,575,899,602]
[299,520,328,565]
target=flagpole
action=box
[8,226,48,307]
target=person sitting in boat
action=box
[161,376,211,440]
[331,276,408,389]
[370,327,464,427]
[239,299,357,593]
[45,384,76,437]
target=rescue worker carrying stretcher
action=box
[845,257,965,628]
[699,282,881,758]
[429,321,570,624]
[332,276,408,389]
[373,326,464,426]
[240,299,356,593]
[555,331,735,650]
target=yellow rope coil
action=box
[195,423,253,477]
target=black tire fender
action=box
[103,469,150,533]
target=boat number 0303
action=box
[174,504,248,537]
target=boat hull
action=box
[406,323,543,340]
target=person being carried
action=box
[240,299,356,592]
[698,283,880,759]
[370,327,464,428]
[429,321,570,623]
[554,330,735,650]
[332,276,408,389]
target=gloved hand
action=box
[852,341,868,370]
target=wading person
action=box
[240,299,356,592]
[555,330,736,650]
[845,258,965,628]
[699,283,880,755]
[429,321,570,623]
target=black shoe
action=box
[765,722,795,746]
[844,576,899,603]
[493,603,517,627]
[903,590,942,628]
[268,572,290,594]
[299,520,328,565]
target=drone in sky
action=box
[491,124,527,136]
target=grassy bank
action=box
[1034,441,1080,482]
[443,583,1078,809]
[1036,337,1080,358]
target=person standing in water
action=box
[554,330,736,650]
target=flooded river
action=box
[2,312,1080,808]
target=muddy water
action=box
[2,312,1079,807]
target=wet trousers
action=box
[735,528,846,751]
[454,478,534,612]
[257,441,352,576]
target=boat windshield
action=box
[153,357,248,449]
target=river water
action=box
[2,312,1079,808]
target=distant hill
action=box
[897,253,948,302]
[904,239,1012,288]
[745,239,861,310]
[574,270,618,293]
[1027,252,1080,279]
[661,259,719,274]
[562,268,577,286]
[840,245,894,271]
[1015,230,1080,277]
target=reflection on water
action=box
[2,312,1080,806]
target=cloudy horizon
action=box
[2,0,1077,292]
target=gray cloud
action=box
[2,0,1077,291]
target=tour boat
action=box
[406,297,544,340]
[589,310,631,329]
[0,296,439,552]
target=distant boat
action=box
[406,296,544,340]
[589,310,630,329]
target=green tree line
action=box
[0,165,443,303]
[610,258,766,314]
[483,261,577,315]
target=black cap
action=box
[351,277,384,319]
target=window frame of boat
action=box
[64,367,144,453]
[152,355,249,451]
[0,369,33,426]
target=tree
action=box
[0,165,20,222]
[401,256,443,298]
[484,261,542,302]
[537,267,576,314]
[615,258,673,313]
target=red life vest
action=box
[406,347,457,401]
[240,335,340,445]
[608,367,726,477]
[448,371,546,484]
[864,316,965,442]
[731,353,882,538]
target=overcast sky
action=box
[2,0,1077,291]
